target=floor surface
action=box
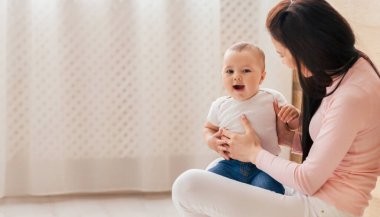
[0,193,378,217]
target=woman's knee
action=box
[172,169,207,202]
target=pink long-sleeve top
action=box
[256,58,380,216]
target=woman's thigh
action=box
[172,169,307,217]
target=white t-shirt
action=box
[207,88,287,155]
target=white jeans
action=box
[172,169,358,217]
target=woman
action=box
[172,0,380,217]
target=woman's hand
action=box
[221,115,263,163]
[206,128,231,160]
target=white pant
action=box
[172,169,357,217]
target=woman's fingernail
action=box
[241,114,246,119]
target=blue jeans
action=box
[208,159,284,194]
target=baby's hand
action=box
[273,99,300,131]
[278,104,300,124]
[207,129,230,160]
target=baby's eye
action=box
[243,69,252,73]
[225,69,234,74]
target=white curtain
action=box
[0,0,291,197]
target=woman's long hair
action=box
[266,0,379,162]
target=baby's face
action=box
[222,50,265,101]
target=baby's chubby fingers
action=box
[281,107,293,121]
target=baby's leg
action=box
[250,169,285,194]
[207,159,243,182]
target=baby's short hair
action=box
[226,42,265,70]
[227,42,265,61]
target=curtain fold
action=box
[0,0,222,197]
[0,0,290,197]
[0,0,8,198]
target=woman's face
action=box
[271,37,312,77]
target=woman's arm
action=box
[223,89,369,195]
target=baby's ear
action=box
[260,71,266,84]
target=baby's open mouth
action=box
[233,85,245,90]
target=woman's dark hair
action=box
[266,0,380,162]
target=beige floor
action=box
[0,193,378,217]
[0,193,177,217]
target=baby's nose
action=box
[233,76,242,81]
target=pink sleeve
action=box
[256,88,369,195]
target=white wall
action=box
[328,0,380,66]
[258,1,293,103]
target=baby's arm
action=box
[273,99,299,146]
[277,104,300,131]
[204,122,230,160]
[272,96,300,131]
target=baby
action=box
[204,42,299,194]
